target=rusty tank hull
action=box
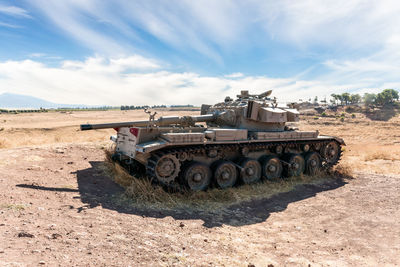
[81,91,344,191]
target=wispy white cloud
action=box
[61,55,160,72]
[28,53,63,61]
[27,1,400,66]
[0,4,31,18]
[254,0,400,49]
[0,21,22,28]
[29,1,129,55]
[224,73,244,78]
[28,53,46,58]
[27,0,250,62]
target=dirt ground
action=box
[0,109,400,266]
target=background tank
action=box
[81,90,345,191]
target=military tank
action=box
[81,90,344,191]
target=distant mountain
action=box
[0,92,83,109]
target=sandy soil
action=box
[0,110,400,266]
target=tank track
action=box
[139,138,343,190]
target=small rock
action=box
[67,162,74,165]
[268,265,274,267]
[204,239,208,242]
[47,224,56,230]
[248,264,255,267]
[324,229,328,233]
[51,233,62,239]
[39,261,45,265]
[18,232,34,238]
[179,222,185,228]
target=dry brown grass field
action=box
[0,108,399,266]
[1,108,399,175]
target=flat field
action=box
[0,109,399,266]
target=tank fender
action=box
[333,137,346,145]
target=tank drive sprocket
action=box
[147,153,180,185]
[321,141,341,166]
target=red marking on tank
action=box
[113,127,119,132]
[129,128,139,137]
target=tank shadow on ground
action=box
[16,184,79,192]
[40,161,348,228]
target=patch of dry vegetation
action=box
[364,151,400,161]
[0,139,8,149]
[102,149,352,211]
[0,203,26,211]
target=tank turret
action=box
[80,90,344,191]
[201,90,300,131]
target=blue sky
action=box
[0,0,399,105]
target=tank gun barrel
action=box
[80,114,216,131]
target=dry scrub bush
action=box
[0,139,9,149]
[102,149,353,211]
[329,162,354,178]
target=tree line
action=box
[120,105,167,110]
[120,104,194,110]
[330,89,399,106]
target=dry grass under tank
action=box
[102,148,353,211]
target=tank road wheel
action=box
[260,156,283,180]
[285,154,305,177]
[304,152,321,176]
[214,161,238,189]
[239,158,261,184]
[149,154,181,185]
[321,141,341,165]
[183,162,211,191]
